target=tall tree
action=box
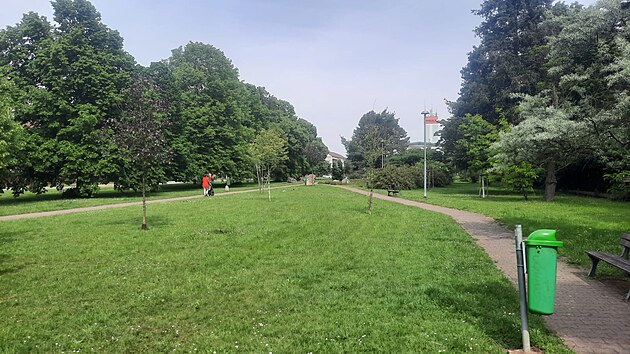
[544,0,630,190]
[0,68,25,193]
[168,42,254,181]
[493,95,590,201]
[342,110,409,171]
[0,0,135,196]
[442,0,553,175]
[304,138,328,174]
[450,0,552,124]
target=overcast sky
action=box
[2,0,595,155]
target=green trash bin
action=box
[524,229,564,315]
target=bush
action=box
[366,165,418,190]
[366,162,453,190]
[604,170,630,200]
[427,160,453,187]
[497,162,541,200]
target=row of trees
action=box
[0,0,328,197]
[442,0,630,200]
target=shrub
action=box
[427,160,453,187]
[367,165,418,190]
[498,162,541,200]
[604,170,630,200]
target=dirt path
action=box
[336,185,629,354]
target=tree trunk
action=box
[267,168,271,202]
[481,175,486,198]
[256,165,263,192]
[544,160,557,202]
[141,174,147,230]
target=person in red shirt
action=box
[202,174,210,196]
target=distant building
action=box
[325,151,346,169]
[425,114,442,145]
[408,141,437,150]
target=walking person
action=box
[202,174,210,196]
[207,173,215,196]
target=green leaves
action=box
[1,1,327,197]
[342,110,409,172]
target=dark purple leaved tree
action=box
[111,74,170,230]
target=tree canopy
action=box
[0,0,328,197]
[442,0,630,199]
[342,110,409,172]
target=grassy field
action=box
[0,182,289,217]
[0,186,570,353]
[376,182,630,276]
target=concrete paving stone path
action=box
[336,186,629,354]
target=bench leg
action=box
[587,256,600,277]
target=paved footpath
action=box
[337,186,630,354]
[0,187,272,221]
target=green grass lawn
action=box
[0,186,570,353]
[0,182,290,217]
[377,182,630,276]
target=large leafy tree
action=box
[304,138,328,174]
[167,42,251,181]
[0,0,135,196]
[442,0,553,175]
[493,95,590,201]
[0,12,54,195]
[1,0,329,196]
[449,0,552,124]
[543,0,630,190]
[0,68,25,193]
[342,110,409,171]
[250,85,327,178]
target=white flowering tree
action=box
[493,95,590,201]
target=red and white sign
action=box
[425,115,439,124]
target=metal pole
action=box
[515,225,531,352]
[421,111,429,199]
[381,139,384,168]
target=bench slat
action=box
[586,251,630,273]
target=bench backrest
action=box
[621,233,630,259]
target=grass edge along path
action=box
[0,185,293,221]
[366,182,630,274]
[334,185,630,353]
[1,185,570,353]
[0,182,297,217]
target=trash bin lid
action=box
[523,229,564,247]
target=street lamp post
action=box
[380,139,384,168]
[421,110,430,199]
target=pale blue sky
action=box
[2,0,595,154]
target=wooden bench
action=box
[387,189,400,197]
[586,233,630,300]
